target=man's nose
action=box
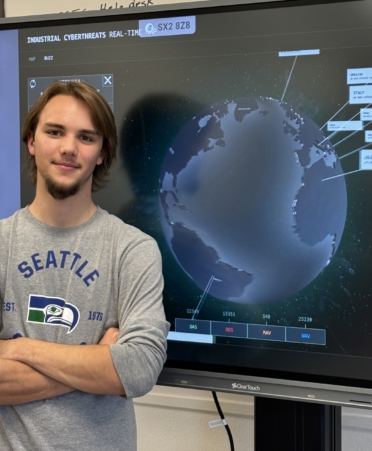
[60,135,77,155]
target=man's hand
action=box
[0,328,121,405]
[0,337,74,405]
[0,359,74,405]
[0,333,125,396]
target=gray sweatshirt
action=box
[0,207,169,451]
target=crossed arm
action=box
[0,327,123,406]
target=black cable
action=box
[211,391,235,451]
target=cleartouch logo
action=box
[231,382,261,392]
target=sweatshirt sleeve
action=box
[109,238,170,399]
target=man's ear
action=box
[96,149,104,166]
[27,133,35,156]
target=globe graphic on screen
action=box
[159,97,347,304]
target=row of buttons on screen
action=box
[175,318,326,345]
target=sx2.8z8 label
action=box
[139,16,196,38]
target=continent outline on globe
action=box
[159,96,347,305]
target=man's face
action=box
[27,94,104,200]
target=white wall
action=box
[135,388,372,451]
[342,408,372,451]
[4,0,283,17]
[4,0,203,17]
[134,388,372,451]
[134,385,254,451]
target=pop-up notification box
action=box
[347,68,372,84]
[327,121,363,131]
[350,86,372,104]
[360,149,372,170]
[361,108,372,120]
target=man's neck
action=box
[28,188,98,228]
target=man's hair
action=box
[22,80,118,191]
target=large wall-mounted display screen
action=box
[2,0,372,406]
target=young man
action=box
[0,81,169,450]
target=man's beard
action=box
[44,176,81,200]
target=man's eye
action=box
[81,135,94,142]
[47,130,61,136]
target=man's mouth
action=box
[53,161,80,169]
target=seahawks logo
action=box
[27,294,80,334]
